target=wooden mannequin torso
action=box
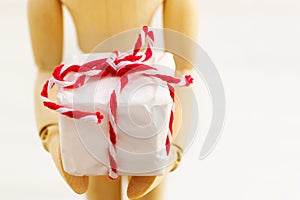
[62,0,163,52]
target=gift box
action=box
[41,26,193,179]
[58,51,176,177]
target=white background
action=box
[0,0,300,199]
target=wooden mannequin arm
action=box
[163,0,199,146]
[28,0,63,134]
[28,0,90,194]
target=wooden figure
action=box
[28,0,198,199]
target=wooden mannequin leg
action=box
[87,176,122,200]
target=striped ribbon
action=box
[41,26,193,179]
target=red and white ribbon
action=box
[41,26,193,179]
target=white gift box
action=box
[57,52,177,176]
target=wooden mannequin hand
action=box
[40,124,89,194]
[127,144,183,199]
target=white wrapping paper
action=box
[58,51,177,176]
